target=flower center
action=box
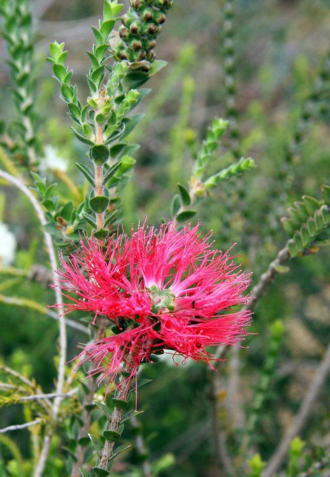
[147,285,176,314]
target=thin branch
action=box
[263,342,330,477]
[0,170,67,477]
[16,392,77,402]
[245,245,291,313]
[71,318,108,477]
[0,364,35,388]
[0,419,43,434]
[0,293,89,334]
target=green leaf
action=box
[60,201,74,221]
[90,145,110,165]
[122,410,144,423]
[176,210,197,222]
[78,436,90,446]
[91,27,103,46]
[103,162,122,185]
[171,194,181,217]
[104,210,118,228]
[76,163,95,186]
[61,84,73,102]
[80,469,93,477]
[71,127,95,146]
[121,114,145,139]
[109,445,131,462]
[204,158,255,189]
[149,60,167,76]
[88,434,103,457]
[120,155,136,173]
[53,64,67,82]
[103,1,113,20]
[100,20,115,38]
[94,401,112,420]
[103,430,121,442]
[112,398,128,410]
[322,185,330,206]
[93,228,109,240]
[82,213,97,228]
[178,184,191,206]
[92,468,109,477]
[90,196,110,213]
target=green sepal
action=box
[90,196,110,213]
[178,184,191,206]
[90,145,110,165]
[176,210,197,222]
[112,398,129,410]
[103,430,121,442]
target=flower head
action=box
[56,222,252,386]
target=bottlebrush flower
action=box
[55,222,252,386]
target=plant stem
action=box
[71,318,108,477]
[98,363,135,471]
[94,87,106,231]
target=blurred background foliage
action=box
[1,0,330,476]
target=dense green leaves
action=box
[282,186,330,257]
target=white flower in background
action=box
[0,222,17,267]
[39,145,68,174]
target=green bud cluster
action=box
[113,0,173,70]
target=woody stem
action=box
[98,364,135,471]
[94,87,106,231]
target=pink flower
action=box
[55,222,252,385]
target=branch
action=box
[245,245,291,313]
[71,319,108,477]
[0,170,67,477]
[0,293,89,334]
[15,392,77,402]
[263,341,330,477]
[0,419,44,434]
